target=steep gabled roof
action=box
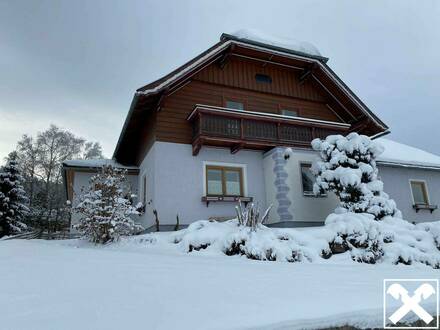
[114,33,389,165]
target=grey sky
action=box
[1,0,439,162]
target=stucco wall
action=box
[263,147,338,225]
[137,144,156,229]
[149,141,266,226]
[378,165,440,223]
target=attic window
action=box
[255,74,272,84]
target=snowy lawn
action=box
[1,233,439,330]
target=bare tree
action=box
[13,124,105,234]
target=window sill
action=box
[303,192,327,198]
[201,196,252,207]
[413,203,438,213]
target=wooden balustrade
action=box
[187,105,350,155]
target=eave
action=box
[113,35,389,164]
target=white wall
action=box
[378,165,440,223]
[149,141,266,226]
[137,144,156,229]
[263,147,338,224]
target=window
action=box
[255,73,272,84]
[281,109,298,117]
[142,175,147,205]
[410,181,429,205]
[300,163,322,196]
[206,165,243,196]
[226,100,244,110]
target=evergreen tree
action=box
[311,133,401,220]
[72,165,143,244]
[0,152,29,237]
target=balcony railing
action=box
[187,104,351,155]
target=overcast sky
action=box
[1,0,439,162]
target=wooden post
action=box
[174,214,180,231]
[153,209,160,232]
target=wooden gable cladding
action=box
[114,37,389,165]
[193,58,325,102]
[156,79,341,146]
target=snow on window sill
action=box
[303,192,327,198]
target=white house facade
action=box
[62,31,439,231]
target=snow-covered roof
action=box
[63,159,138,170]
[229,29,322,58]
[377,138,440,170]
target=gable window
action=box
[226,100,244,110]
[206,165,243,196]
[410,180,429,205]
[255,73,272,84]
[300,163,323,197]
[281,109,299,117]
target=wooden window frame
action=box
[409,180,430,205]
[205,165,244,197]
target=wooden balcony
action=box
[187,105,351,156]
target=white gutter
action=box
[377,160,440,171]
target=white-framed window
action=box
[410,180,430,205]
[203,162,247,197]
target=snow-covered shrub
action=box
[73,165,143,244]
[311,133,400,220]
[325,213,440,268]
[160,215,440,268]
[325,212,384,263]
[0,152,29,237]
[235,200,272,231]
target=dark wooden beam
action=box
[155,88,169,112]
[299,63,318,85]
[349,118,370,133]
[231,143,244,154]
[192,140,202,156]
[218,45,235,70]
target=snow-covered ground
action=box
[1,230,438,330]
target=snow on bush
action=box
[160,213,440,268]
[73,165,143,244]
[170,219,329,262]
[235,200,272,231]
[0,152,29,237]
[311,133,401,220]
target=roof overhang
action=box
[113,35,389,164]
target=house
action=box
[63,30,439,231]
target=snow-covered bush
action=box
[73,165,143,244]
[311,133,400,220]
[0,152,29,237]
[162,213,440,269]
[235,200,272,231]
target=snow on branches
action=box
[0,152,29,237]
[73,165,143,244]
[311,133,401,220]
